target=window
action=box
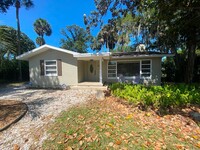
[45,60,57,76]
[107,60,152,79]
[141,60,151,78]
[117,62,140,77]
[107,61,117,78]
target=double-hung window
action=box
[107,61,117,78]
[141,60,151,78]
[44,60,57,76]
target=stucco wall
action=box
[29,49,78,87]
[78,60,84,82]
[151,57,162,85]
[102,57,162,85]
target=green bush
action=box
[109,83,200,109]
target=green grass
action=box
[43,98,200,150]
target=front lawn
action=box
[43,97,200,150]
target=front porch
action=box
[76,53,109,85]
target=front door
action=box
[88,61,99,82]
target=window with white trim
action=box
[141,60,151,78]
[107,61,117,78]
[45,60,57,76]
[107,60,152,79]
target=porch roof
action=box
[73,52,111,60]
[111,52,174,59]
[74,51,174,60]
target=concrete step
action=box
[70,85,107,90]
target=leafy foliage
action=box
[0,0,34,13]
[0,0,13,13]
[0,25,35,81]
[0,25,35,58]
[36,36,45,46]
[60,25,92,53]
[110,83,200,110]
[33,18,52,46]
[1,0,34,81]
[85,0,200,83]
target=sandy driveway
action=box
[0,86,96,150]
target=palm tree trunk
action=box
[16,0,22,81]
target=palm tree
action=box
[0,25,35,65]
[0,25,35,56]
[33,18,52,46]
[0,26,18,59]
[36,37,45,46]
[97,24,118,51]
[15,0,34,81]
[0,1,34,80]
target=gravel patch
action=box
[0,87,96,149]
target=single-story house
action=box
[16,44,173,88]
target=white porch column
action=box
[99,58,103,85]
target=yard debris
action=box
[13,144,20,150]
[43,96,200,149]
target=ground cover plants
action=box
[43,96,200,149]
[109,83,200,111]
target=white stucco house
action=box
[16,44,174,88]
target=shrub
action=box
[109,83,200,109]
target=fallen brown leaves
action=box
[43,96,200,149]
[0,100,27,130]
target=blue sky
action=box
[0,0,98,49]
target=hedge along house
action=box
[16,44,173,88]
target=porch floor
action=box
[70,82,107,90]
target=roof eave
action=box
[111,54,175,59]
[74,52,111,60]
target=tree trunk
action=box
[16,1,22,81]
[185,34,196,84]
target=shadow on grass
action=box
[115,97,200,126]
[155,106,200,125]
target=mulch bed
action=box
[0,100,28,132]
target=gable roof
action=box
[17,44,174,61]
[16,44,80,60]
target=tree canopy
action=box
[0,25,35,59]
[0,25,35,81]
[84,0,200,83]
[34,18,52,46]
[0,0,34,81]
[60,25,92,53]
[0,0,34,13]
[0,0,13,13]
